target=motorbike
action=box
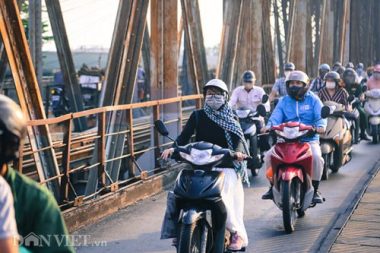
[364,88,380,144]
[319,102,353,180]
[155,120,249,253]
[234,101,267,177]
[268,122,319,233]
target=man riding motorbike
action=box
[0,94,74,253]
[261,71,327,204]
[342,68,371,141]
[229,70,271,163]
[269,62,295,102]
[162,79,249,251]
[310,63,330,93]
[367,64,380,90]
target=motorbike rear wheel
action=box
[282,180,299,233]
[178,222,204,253]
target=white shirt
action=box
[0,176,18,240]
[229,86,270,112]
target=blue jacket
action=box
[266,91,327,142]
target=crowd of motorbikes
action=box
[155,83,380,253]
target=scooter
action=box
[364,88,380,144]
[268,122,319,233]
[155,120,249,253]
[234,103,267,177]
[320,102,353,180]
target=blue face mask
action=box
[205,95,225,110]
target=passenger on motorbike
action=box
[367,64,380,90]
[318,71,359,143]
[269,62,295,102]
[162,79,249,251]
[342,68,371,141]
[310,63,330,93]
[229,70,271,159]
[260,71,327,204]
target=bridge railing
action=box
[19,94,202,209]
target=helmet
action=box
[319,63,330,77]
[323,71,340,82]
[346,62,354,69]
[342,68,359,86]
[284,62,295,71]
[285,70,309,100]
[356,63,364,69]
[0,95,27,164]
[242,70,255,83]
[203,79,229,96]
[333,61,342,68]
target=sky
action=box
[42,0,223,51]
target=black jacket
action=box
[176,109,246,168]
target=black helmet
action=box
[323,71,340,82]
[284,62,295,71]
[319,63,330,77]
[0,95,27,164]
[342,68,359,86]
[285,70,309,100]
[242,70,255,83]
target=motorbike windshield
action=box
[179,148,224,166]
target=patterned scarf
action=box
[204,103,250,185]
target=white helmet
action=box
[203,79,229,94]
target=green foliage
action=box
[21,1,53,43]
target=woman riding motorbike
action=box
[161,79,249,251]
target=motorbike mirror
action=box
[257,104,267,117]
[362,85,368,92]
[348,94,355,103]
[261,94,269,104]
[321,106,331,119]
[154,120,169,136]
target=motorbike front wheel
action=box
[178,222,204,253]
[372,124,378,144]
[282,180,299,233]
[322,153,330,180]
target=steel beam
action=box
[181,0,208,93]
[45,0,87,131]
[261,0,276,84]
[86,0,149,195]
[287,0,308,71]
[216,0,243,90]
[0,0,61,199]
[319,0,334,66]
[28,0,42,86]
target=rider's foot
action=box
[228,232,244,251]
[312,191,324,204]
[360,132,371,141]
[261,186,273,200]
[171,238,177,247]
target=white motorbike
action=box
[364,88,380,143]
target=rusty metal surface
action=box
[0,0,61,199]
[45,0,87,131]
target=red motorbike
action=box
[268,122,317,233]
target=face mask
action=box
[373,72,380,80]
[205,95,225,110]
[288,86,302,100]
[326,81,336,89]
[244,82,253,90]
